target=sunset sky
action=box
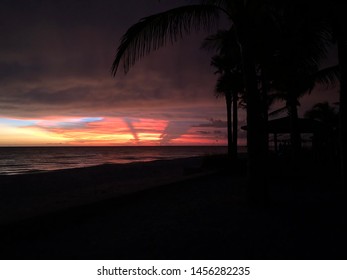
[0,0,339,146]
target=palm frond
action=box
[304,102,339,126]
[314,65,340,89]
[201,27,241,62]
[214,76,228,98]
[268,106,287,117]
[214,69,244,98]
[210,55,235,72]
[272,0,333,78]
[202,0,271,28]
[201,29,231,51]
[200,0,234,17]
[112,5,220,75]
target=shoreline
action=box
[0,155,345,259]
[0,169,245,259]
[0,145,230,176]
[0,156,220,224]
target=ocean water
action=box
[0,146,228,175]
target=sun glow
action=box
[0,116,226,146]
[0,123,67,146]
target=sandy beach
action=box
[0,156,346,260]
[0,156,214,223]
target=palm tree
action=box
[112,1,277,203]
[268,63,339,151]
[304,101,339,162]
[304,102,339,127]
[202,29,243,159]
[286,0,347,189]
[212,56,244,159]
[265,0,334,153]
[331,2,347,189]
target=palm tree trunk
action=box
[288,94,301,153]
[239,34,268,204]
[337,33,347,190]
[260,67,269,153]
[331,0,347,207]
[232,91,238,159]
[225,93,233,158]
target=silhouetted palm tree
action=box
[305,101,340,161]
[112,1,278,203]
[267,1,335,152]
[304,102,339,128]
[330,2,347,188]
[269,66,340,118]
[270,67,339,151]
[212,56,244,159]
[202,29,243,159]
[290,0,346,189]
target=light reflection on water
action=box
[0,146,231,175]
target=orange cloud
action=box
[0,115,228,146]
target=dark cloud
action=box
[197,130,211,135]
[0,0,221,121]
[193,118,227,128]
[160,121,192,145]
[1,0,336,147]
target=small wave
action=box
[0,146,228,175]
[0,169,44,176]
[118,156,140,160]
[117,156,170,162]
[0,163,28,167]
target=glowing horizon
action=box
[0,116,228,146]
[0,1,338,149]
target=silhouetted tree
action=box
[212,56,244,159]
[112,1,279,203]
[305,101,339,161]
[267,1,335,153]
[203,29,244,159]
[304,102,339,128]
[331,2,347,189]
[289,0,347,190]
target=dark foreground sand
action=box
[0,157,210,224]
[0,156,346,259]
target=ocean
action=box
[0,146,228,175]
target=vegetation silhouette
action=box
[305,102,340,162]
[266,1,338,154]
[202,28,244,160]
[299,0,347,189]
[0,0,347,260]
[305,102,339,128]
[3,0,347,262]
[319,0,347,190]
[112,0,346,200]
[112,1,279,204]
